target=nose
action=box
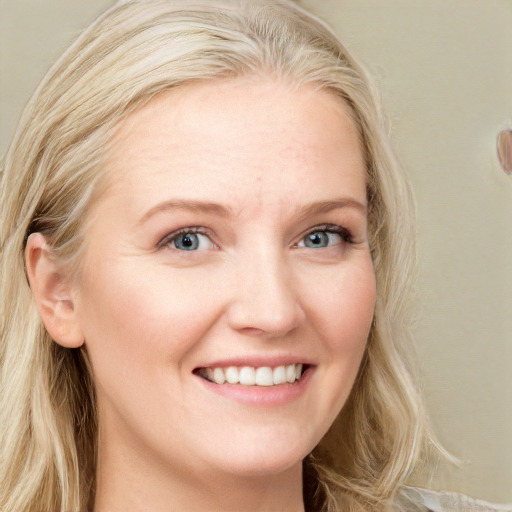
[227,248,305,337]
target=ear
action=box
[25,233,84,348]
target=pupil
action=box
[310,233,321,245]
[306,231,328,248]
[174,233,198,250]
[182,235,193,247]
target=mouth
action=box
[194,363,308,387]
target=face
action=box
[73,78,375,482]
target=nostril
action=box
[238,327,268,337]
[228,307,304,338]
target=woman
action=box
[0,1,504,511]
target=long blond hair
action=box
[1,1,435,510]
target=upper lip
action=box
[194,355,315,370]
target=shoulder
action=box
[399,486,512,512]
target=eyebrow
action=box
[138,200,231,224]
[296,198,367,222]
[138,197,366,225]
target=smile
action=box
[196,364,305,386]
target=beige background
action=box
[1,0,511,503]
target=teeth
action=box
[213,367,225,384]
[239,366,256,386]
[272,365,287,385]
[255,366,273,386]
[225,366,239,384]
[286,364,296,383]
[201,364,305,386]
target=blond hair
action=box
[0,1,435,510]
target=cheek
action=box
[295,258,375,435]
[75,264,224,382]
[304,259,376,354]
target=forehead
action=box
[100,77,367,217]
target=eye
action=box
[297,226,351,249]
[164,230,215,251]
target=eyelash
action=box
[301,224,353,243]
[157,224,354,251]
[157,227,212,249]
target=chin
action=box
[219,453,305,479]
[199,426,318,478]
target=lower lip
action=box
[195,367,314,406]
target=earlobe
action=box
[25,233,84,348]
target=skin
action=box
[27,77,376,511]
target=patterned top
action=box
[403,487,512,512]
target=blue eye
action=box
[298,227,349,249]
[170,231,214,251]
